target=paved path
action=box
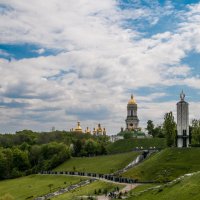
[38,153,144,200]
[34,179,95,200]
[97,183,140,200]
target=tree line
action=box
[146,111,200,147]
[0,130,109,180]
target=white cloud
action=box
[0,49,10,57]
[0,1,200,133]
[33,48,45,54]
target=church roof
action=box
[74,121,83,133]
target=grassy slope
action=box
[107,138,166,154]
[128,172,200,200]
[54,151,140,174]
[123,148,200,181]
[0,175,85,200]
[53,180,123,200]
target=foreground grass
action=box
[127,172,200,200]
[107,138,166,154]
[130,184,158,194]
[123,148,200,181]
[53,180,123,200]
[0,175,85,200]
[54,151,140,174]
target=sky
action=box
[0,0,200,134]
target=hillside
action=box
[0,175,84,200]
[123,148,200,181]
[107,138,166,154]
[127,172,200,200]
[54,151,140,174]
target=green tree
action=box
[73,139,82,156]
[12,148,30,171]
[0,148,13,179]
[163,112,176,147]
[30,145,42,166]
[146,120,155,136]
[191,119,200,145]
[153,125,165,138]
[84,139,99,156]
[48,183,54,192]
[123,132,133,139]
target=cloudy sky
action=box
[0,0,200,134]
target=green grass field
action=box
[127,172,200,200]
[53,180,123,200]
[107,138,166,154]
[0,175,85,200]
[130,184,158,194]
[123,148,200,181]
[54,151,140,174]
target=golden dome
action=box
[97,124,102,134]
[128,94,136,105]
[85,127,91,134]
[93,128,97,135]
[75,121,83,133]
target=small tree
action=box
[153,125,165,138]
[73,166,76,171]
[191,119,200,145]
[48,183,54,192]
[146,120,154,136]
[163,112,176,147]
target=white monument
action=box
[176,91,190,148]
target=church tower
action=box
[176,91,190,148]
[125,94,139,130]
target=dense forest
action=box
[0,130,109,180]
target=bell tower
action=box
[125,94,139,130]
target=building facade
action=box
[125,94,139,131]
[176,91,190,148]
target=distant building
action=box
[71,122,106,136]
[74,121,83,133]
[176,91,191,148]
[93,128,97,135]
[93,123,106,136]
[125,94,139,131]
[110,135,124,143]
[115,94,145,139]
[85,127,91,134]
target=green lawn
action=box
[53,180,123,200]
[0,175,85,200]
[107,138,166,154]
[123,148,200,181]
[127,172,200,200]
[54,151,140,174]
[130,184,158,194]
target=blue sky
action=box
[0,0,200,134]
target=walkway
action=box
[97,183,139,200]
[34,179,96,200]
[37,152,147,199]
